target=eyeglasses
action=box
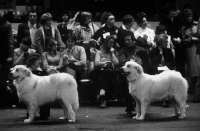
[108,18,115,21]
[29,15,36,18]
[124,39,132,42]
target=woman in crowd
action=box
[181,9,199,99]
[42,38,63,74]
[150,34,176,71]
[26,52,50,120]
[91,35,119,108]
[134,12,155,50]
[134,50,157,75]
[92,12,119,49]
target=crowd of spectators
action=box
[1,3,200,119]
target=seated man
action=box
[13,37,35,66]
[62,31,87,81]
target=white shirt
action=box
[28,21,37,44]
[134,27,155,46]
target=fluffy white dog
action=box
[121,61,188,120]
[11,65,79,123]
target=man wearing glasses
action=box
[17,10,40,48]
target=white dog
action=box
[11,65,79,123]
[121,61,188,120]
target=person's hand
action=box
[173,37,181,43]
[63,54,68,59]
[23,52,29,59]
[68,56,77,62]
[143,34,148,40]
[6,58,13,62]
[159,47,163,55]
[110,47,114,53]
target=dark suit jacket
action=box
[150,47,176,70]
[17,22,40,47]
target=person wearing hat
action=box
[26,52,50,120]
[32,13,65,54]
[13,37,35,66]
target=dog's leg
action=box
[136,99,148,120]
[60,99,76,122]
[24,103,38,123]
[58,100,69,120]
[133,98,141,120]
[66,104,76,122]
[178,101,186,119]
[170,98,180,118]
[173,96,186,119]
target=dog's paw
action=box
[136,117,145,120]
[68,119,75,123]
[132,115,139,120]
[24,119,32,123]
[171,113,180,118]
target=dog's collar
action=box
[18,77,25,83]
[130,76,142,83]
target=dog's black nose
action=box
[120,67,124,72]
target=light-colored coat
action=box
[122,61,188,120]
[11,65,79,123]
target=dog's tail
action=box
[72,93,79,111]
[181,76,189,102]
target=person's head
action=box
[183,9,193,23]
[105,12,115,27]
[102,35,115,52]
[134,50,149,65]
[40,13,52,26]
[62,13,69,22]
[21,37,32,52]
[163,3,176,18]
[136,12,147,29]
[46,38,58,51]
[154,34,168,48]
[182,3,193,12]
[66,30,76,49]
[0,11,6,24]
[26,53,41,68]
[123,31,136,47]
[28,10,37,24]
[122,15,134,28]
[81,11,92,25]
[155,25,167,35]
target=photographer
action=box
[14,37,35,66]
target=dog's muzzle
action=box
[120,67,130,77]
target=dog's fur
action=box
[11,65,79,123]
[121,61,188,120]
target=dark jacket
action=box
[159,16,186,62]
[92,24,119,47]
[0,21,13,64]
[117,26,135,50]
[150,47,176,70]
[17,22,40,47]
[57,23,70,43]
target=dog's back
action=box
[33,73,79,110]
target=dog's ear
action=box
[24,69,31,77]
[135,64,143,74]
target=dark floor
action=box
[0,94,200,131]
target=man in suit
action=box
[17,10,40,48]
